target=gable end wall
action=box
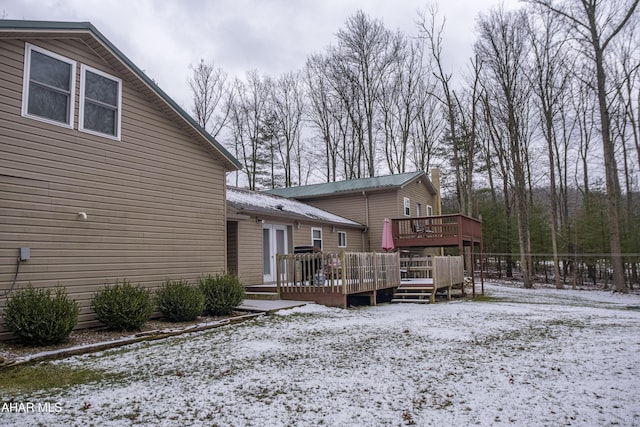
[0,38,227,336]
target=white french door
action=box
[263,224,287,283]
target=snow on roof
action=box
[227,187,363,227]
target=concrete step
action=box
[244,291,280,301]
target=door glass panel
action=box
[276,229,286,255]
[263,228,271,275]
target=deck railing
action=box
[401,255,465,287]
[400,256,433,279]
[433,256,465,288]
[392,214,482,247]
[276,251,401,295]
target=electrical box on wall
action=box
[20,247,30,261]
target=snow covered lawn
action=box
[3,283,640,426]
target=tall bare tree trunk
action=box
[527,0,639,293]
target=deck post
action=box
[373,252,378,288]
[276,254,281,296]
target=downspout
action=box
[362,191,369,251]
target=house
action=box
[266,171,483,304]
[0,20,241,335]
[226,187,365,285]
[267,170,442,252]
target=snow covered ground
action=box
[3,283,640,426]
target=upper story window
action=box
[312,228,323,250]
[22,43,76,128]
[337,231,347,248]
[403,197,410,216]
[79,64,122,140]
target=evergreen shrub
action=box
[156,279,205,322]
[2,286,79,346]
[91,280,153,331]
[199,273,245,316]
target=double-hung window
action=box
[22,43,76,128]
[404,197,411,216]
[312,228,323,250]
[337,231,347,248]
[79,64,122,140]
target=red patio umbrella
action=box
[381,217,395,252]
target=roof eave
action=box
[227,204,364,229]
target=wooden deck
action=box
[394,256,466,303]
[276,252,401,307]
[273,252,467,306]
[392,214,483,297]
[391,214,482,248]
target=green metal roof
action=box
[266,171,433,199]
[0,20,242,170]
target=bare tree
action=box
[418,5,474,216]
[189,59,230,138]
[410,77,442,173]
[305,54,341,182]
[228,71,270,190]
[527,5,573,289]
[476,7,534,287]
[270,71,305,187]
[453,56,483,217]
[379,37,424,174]
[480,85,515,278]
[336,10,402,177]
[526,0,640,293]
[323,49,367,179]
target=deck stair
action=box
[244,285,280,301]
[391,283,439,303]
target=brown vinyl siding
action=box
[397,179,439,217]
[226,221,238,275]
[364,192,397,251]
[303,193,368,226]
[0,38,227,335]
[294,178,438,252]
[230,214,364,286]
[293,223,363,253]
[234,219,264,286]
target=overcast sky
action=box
[4,0,522,112]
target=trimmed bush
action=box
[156,279,205,322]
[199,273,245,316]
[91,280,153,331]
[2,286,79,346]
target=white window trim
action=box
[427,205,433,216]
[416,202,422,217]
[311,227,323,250]
[21,43,76,129]
[79,64,122,141]
[403,197,411,217]
[337,231,347,248]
